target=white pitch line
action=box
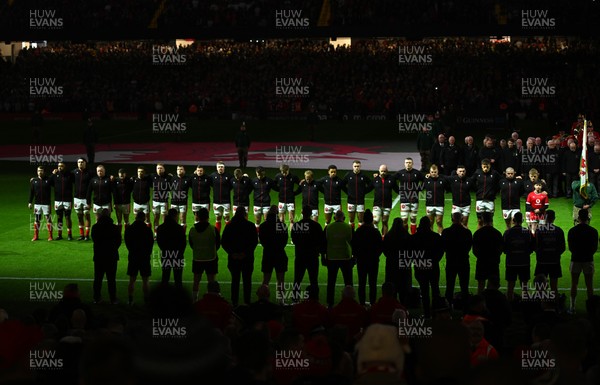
[0,276,595,291]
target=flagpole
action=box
[580,119,589,199]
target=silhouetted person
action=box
[567,208,598,313]
[410,216,444,319]
[83,118,98,165]
[125,210,154,305]
[234,121,251,168]
[352,209,383,305]
[91,208,121,304]
[157,208,186,289]
[383,217,412,304]
[442,212,473,310]
[473,212,504,294]
[291,205,325,302]
[222,206,259,306]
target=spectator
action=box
[222,206,259,306]
[194,281,232,332]
[234,121,251,168]
[324,210,354,308]
[156,208,186,289]
[329,286,368,349]
[351,209,383,306]
[354,324,407,384]
[83,118,98,165]
[124,210,154,305]
[91,208,121,304]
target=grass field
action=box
[1,161,599,320]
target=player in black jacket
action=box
[51,162,74,240]
[210,161,234,233]
[395,157,424,234]
[151,163,173,237]
[372,164,399,236]
[343,160,373,229]
[318,165,345,225]
[273,164,301,225]
[499,167,524,230]
[72,158,95,240]
[471,159,501,229]
[422,164,448,234]
[231,168,253,218]
[447,165,473,227]
[29,166,54,241]
[132,166,152,225]
[87,164,112,223]
[171,165,192,231]
[252,166,275,228]
[112,168,134,234]
[191,166,211,223]
[298,170,320,221]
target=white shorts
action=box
[476,200,495,214]
[233,205,249,215]
[502,209,520,220]
[171,204,188,213]
[253,206,271,216]
[278,202,295,214]
[347,204,365,213]
[192,203,210,212]
[526,211,546,224]
[310,209,319,218]
[451,205,471,216]
[115,204,130,215]
[400,202,419,219]
[373,206,391,220]
[73,198,89,213]
[152,201,168,215]
[34,204,50,216]
[213,203,231,217]
[426,206,444,216]
[133,202,150,214]
[54,201,72,211]
[324,204,341,214]
[93,204,111,214]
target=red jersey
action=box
[526,191,549,213]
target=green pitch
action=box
[1,162,598,318]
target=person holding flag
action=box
[572,118,599,225]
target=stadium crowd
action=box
[1,38,599,123]
[2,0,599,32]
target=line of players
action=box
[30,156,549,245]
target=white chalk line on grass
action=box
[0,276,596,291]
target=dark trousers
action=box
[161,267,183,289]
[294,255,319,299]
[385,259,413,306]
[415,266,441,318]
[237,147,248,168]
[565,173,577,196]
[445,262,470,306]
[419,150,431,172]
[326,260,353,307]
[93,259,118,302]
[591,172,600,193]
[86,145,95,164]
[357,259,379,305]
[228,258,254,306]
[544,172,560,197]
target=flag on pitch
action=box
[580,119,589,199]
